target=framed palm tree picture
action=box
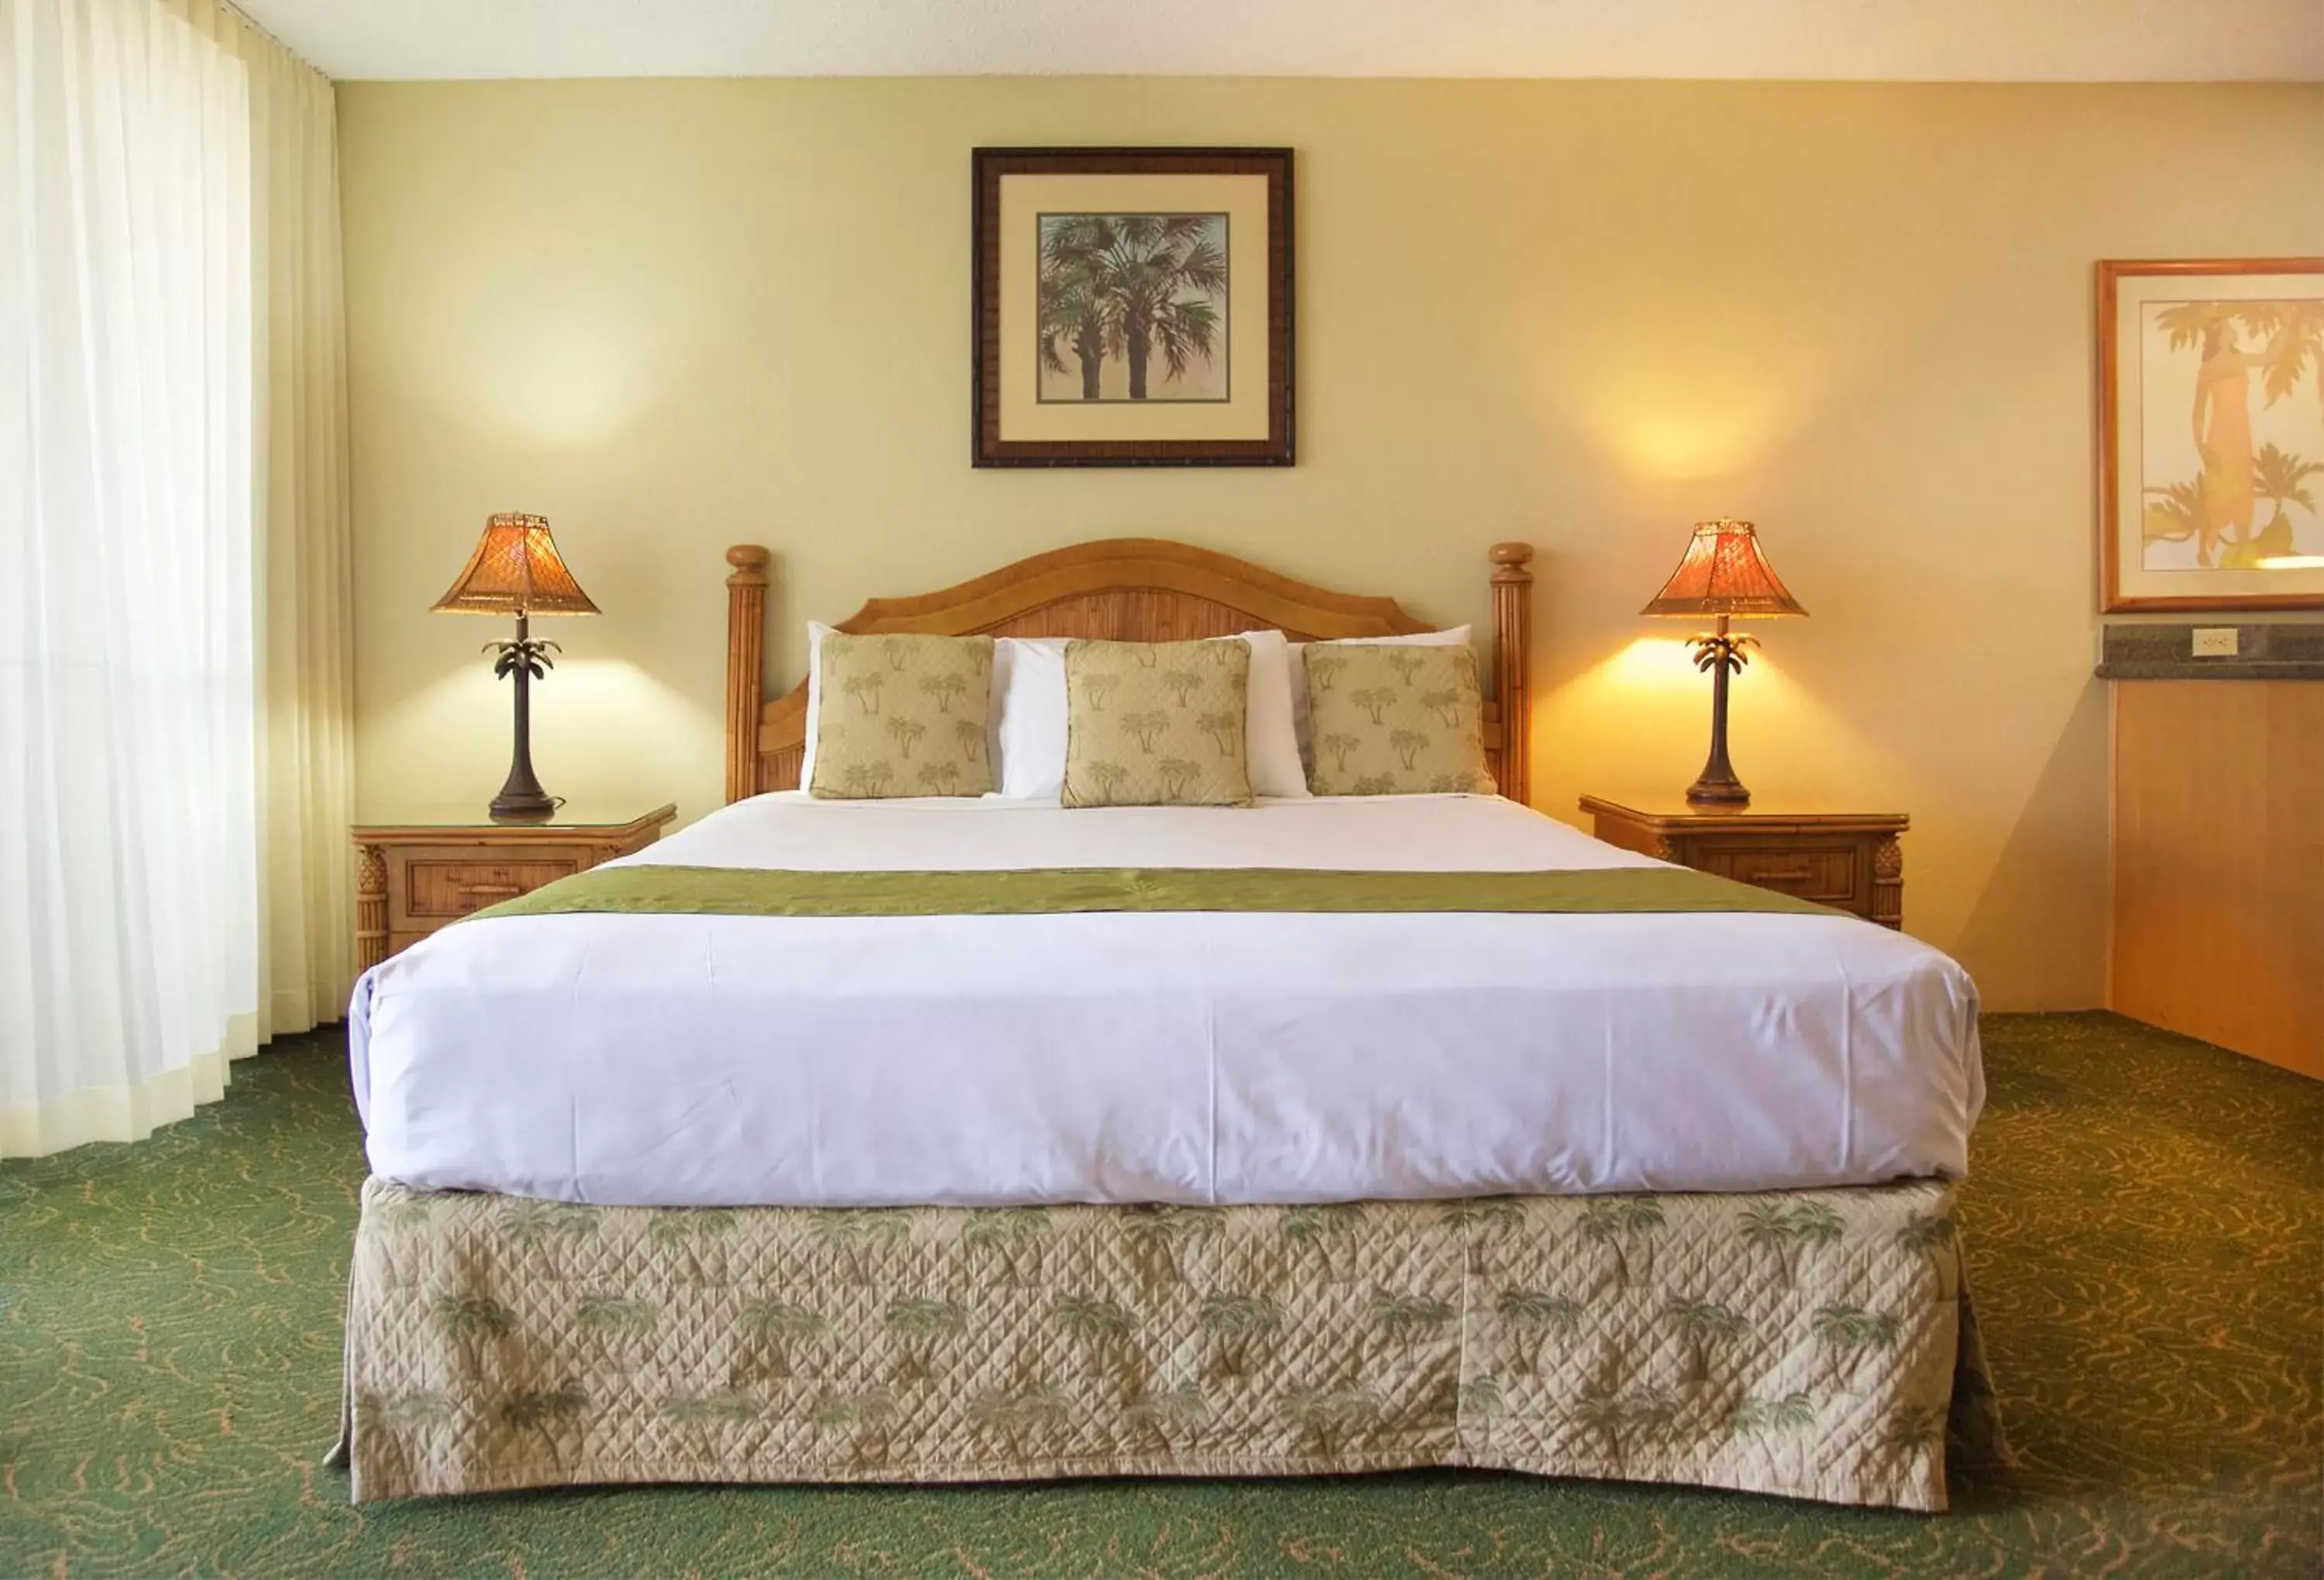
[974,147,1294,467]
[2098,258,2324,610]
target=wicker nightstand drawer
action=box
[1580,795,1907,929]
[352,803,676,971]
[1690,843,1859,904]
[403,855,584,919]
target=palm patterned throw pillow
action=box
[1061,639,1253,808]
[810,633,995,799]
[1305,643,1496,796]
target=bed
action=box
[335,538,2005,1509]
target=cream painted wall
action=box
[338,77,2324,1010]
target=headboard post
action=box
[1490,541,1535,806]
[724,544,771,805]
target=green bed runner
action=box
[466,864,1841,922]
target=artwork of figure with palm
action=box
[2143,300,2324,571]
[1037,213,1229,402]
[2192,318,2260,563]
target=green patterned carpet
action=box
[2,1013,2316,1578]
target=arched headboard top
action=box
[724,538,1535,804]
[827,538,1441,642]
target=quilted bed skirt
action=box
[334,1177,2008,1510]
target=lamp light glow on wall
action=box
[432,513,600,821]
[1642,519,1806,807]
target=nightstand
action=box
[352,803,677,971]
[1579,794,1907,928]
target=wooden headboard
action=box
[723,538,1535,805]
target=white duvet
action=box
[349,793,1983,1207]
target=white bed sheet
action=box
[349,793,1983,1207]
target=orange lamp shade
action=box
[431,513,600,617]
[1640,520,1807,619]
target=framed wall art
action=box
[972,147,1294,468]
[2098,257,2324,610]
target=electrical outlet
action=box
[2191,627,2240,658]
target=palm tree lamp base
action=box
[1685,775,1752,807]
[1681,624,1758,809]
[484,615,562,824]
[490,782,557,823]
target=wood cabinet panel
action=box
[2109,682,2322,1079]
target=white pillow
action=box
[1238,629,1308,799]
[991,630,1310,801]
[1291,627,1473,771]
[798,620,833,789]
[992,637,1071,799]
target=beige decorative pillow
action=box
[1061,639,1253,808]
[1305,643,1497,796]
[810,633,995,799]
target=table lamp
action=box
[432,513,600,821]
[1641,519,1806,806]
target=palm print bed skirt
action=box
[335,1178,2008,1509]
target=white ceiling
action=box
[239,0,2324,83]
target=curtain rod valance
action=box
[163,0,334,88]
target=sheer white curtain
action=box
[217,0,356,1038]
[0,0,351,1159]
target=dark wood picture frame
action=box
[2095,256,2324,612]
[972,147,1295,468]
